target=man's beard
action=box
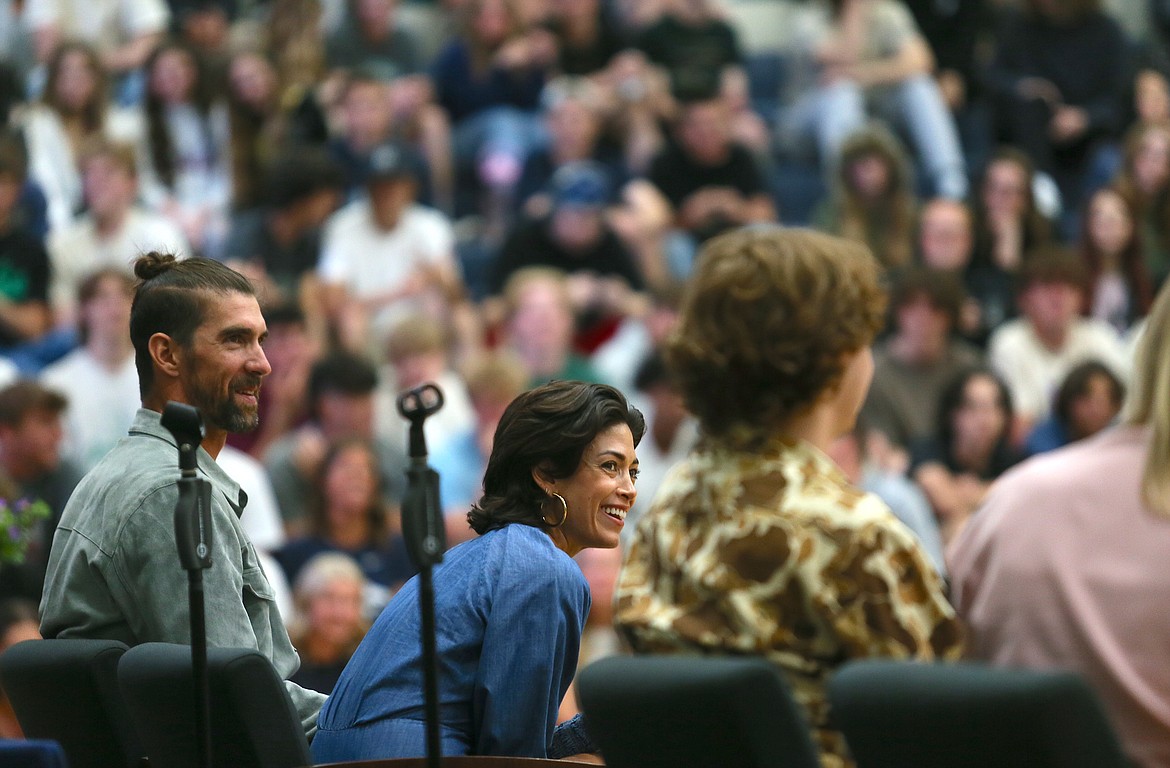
[190,375,262,433]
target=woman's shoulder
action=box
[908,436,950,474]
[446,524,543,563]
[437,526,585,607]
[276,535,330,561]
[106,105,144,141]
[478,523,562,556]
[19,104,66,147]
[865,0,918,29]
[19,102,57,127]
[483,525,585,583]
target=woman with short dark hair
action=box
[312,379,644,762]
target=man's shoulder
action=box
[870,346,917,383]
[949,339,985,367]
[59,434,179,533]
[647,143,690,178]
[123,206,166,233]
[402,203,453,231]
[987,318,1032,352]
[40,349,90,383]
[1071,318,1125,348]
[48,217,96,254]
[400,205,456,252]
[726,143,760,170]
[324,199,373,237]
[0,228,47,259]
[868,0,917,25]
[75,433,178,495]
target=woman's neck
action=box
[522,344,569,379]
[60,109,87,133]
[651,413,683,453]
[329,514,371,549]
[1096,248,1122,271]
[552,141,591,165]
[89,333,134,370]
[953,436,993,474]
[94,207,129,238]
[300,632,349,665]
[562,10,598,43]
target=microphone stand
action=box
[161,402,214,768]
[397,383,446,768]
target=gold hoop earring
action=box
[541,493,568,528]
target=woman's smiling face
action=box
[538,422,639,557]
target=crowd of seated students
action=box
[2,0,1170,763]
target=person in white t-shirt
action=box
[317,141,462,356]
[24,0,168,76]
[39,268,138,471]
[20,42,143,233]
[988,249,1130,441]
[47,139,189,328]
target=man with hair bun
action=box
[40,251,326,737]
[614,225,962,768]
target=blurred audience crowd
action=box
[0,0,1162,756]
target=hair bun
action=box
[133,251,179,281]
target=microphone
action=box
[161,402,203,472]
[397,383,445,460]
[161,402,212,572]
[160,401,215,768]
[397,383,446,566]
[395,382,447,768]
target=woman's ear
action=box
[531,465,554,495]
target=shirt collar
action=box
[129,408,249,515]
[699,430,849,485]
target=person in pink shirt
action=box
[949,282,1170,768]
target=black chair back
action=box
[828,660,1130,768]
[0,739,70,767]
[578,654,820,768]
[0,638,144,768]
[117,642,312,768]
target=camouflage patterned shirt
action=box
[614,435,964,767]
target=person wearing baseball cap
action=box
[318,140,462,356]
[489,162,647,324]
[221,148,344,307]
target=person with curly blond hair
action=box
[614,225,963,768]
